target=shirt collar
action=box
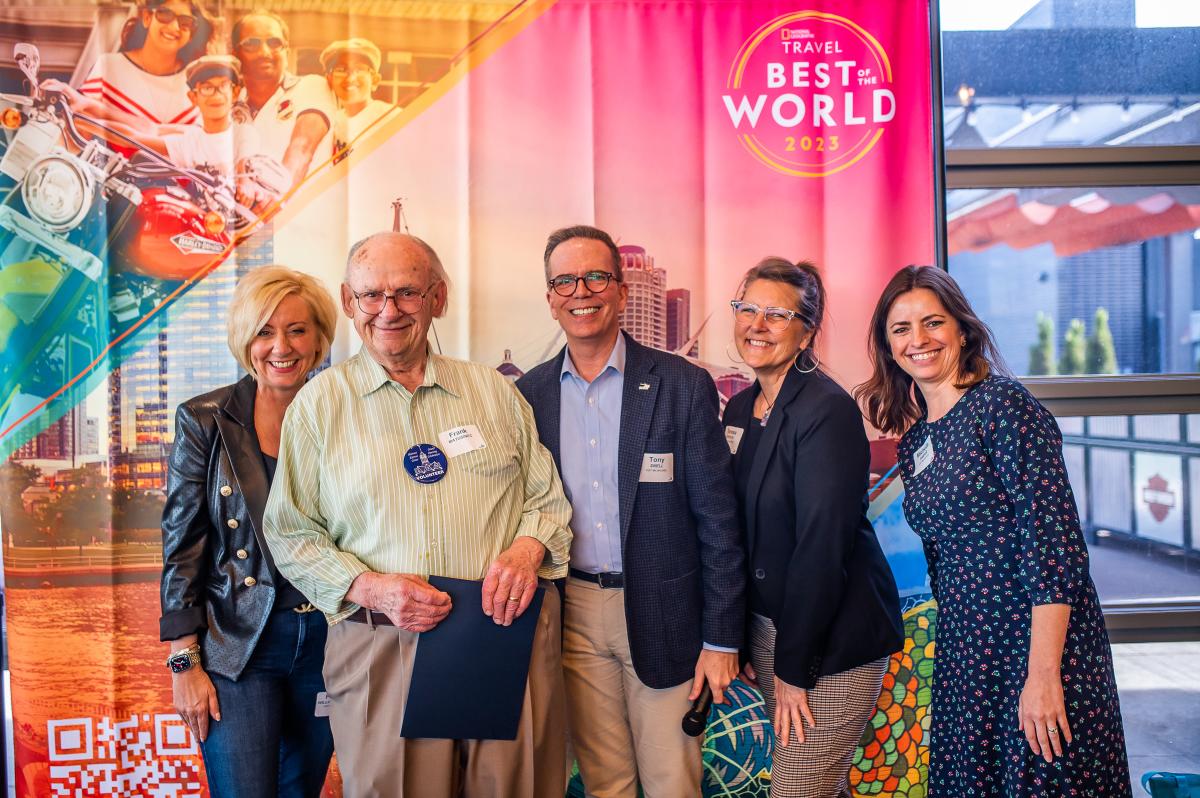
[351,345,462,399]
[561,332,626,383]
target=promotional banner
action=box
[0,1,936,795]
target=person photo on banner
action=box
[79,0,214,127]
[517,225,746,797]
[45,56,288,217]
[855,265,1131,797]
[229,10,334,193]
[160,266,340,797]
[320,37,398,162]
[722,258,903,798]
[262,231,573,798]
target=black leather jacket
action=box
[159,376,283,680]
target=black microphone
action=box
[681,683,713,737]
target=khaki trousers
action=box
[323,582,566,798]
[563,577,701,798]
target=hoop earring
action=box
[794,348,819,374]
[724,338,744,364]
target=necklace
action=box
[758,391,775,427]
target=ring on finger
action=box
[1047,726,1058,735]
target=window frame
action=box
[938,15,1200,642]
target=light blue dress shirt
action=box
[559,334,625,574]
[558,335,735,654]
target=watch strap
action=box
[166,643,201,673]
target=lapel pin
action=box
[638,382,650,390]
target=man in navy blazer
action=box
[517,225,745,797]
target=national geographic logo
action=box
[722,11,896,178]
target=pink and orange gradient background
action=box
[276,0,936,390]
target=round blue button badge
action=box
[403,443,448,484]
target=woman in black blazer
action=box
[723,258,903,798]
[159,266,338,797]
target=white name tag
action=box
[315,691,332,717]
[725,426,744,455]
[438,424,487,458]
[913,436,934,476]
[639,452,674,482]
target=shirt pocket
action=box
[449,420,519,481]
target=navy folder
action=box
[400,575,545,740]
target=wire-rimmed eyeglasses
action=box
[730,300,801,332]
[547,271,619,297]
[351,282,438,315]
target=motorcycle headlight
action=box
[203,210,226,236]
[22,153,94,233]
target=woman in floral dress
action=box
[855,265,1130,797]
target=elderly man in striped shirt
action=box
[263,231,573,797]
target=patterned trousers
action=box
[749,613,887,798]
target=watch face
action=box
[168,653,192,673]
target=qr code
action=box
[47,714,204,797]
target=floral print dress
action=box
[897,375,1131,797]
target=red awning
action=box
[947,187,1200,257]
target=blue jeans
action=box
[201,607,333,798]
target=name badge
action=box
[314,691,332,718]
[725,426,744,455]
[639,452,673,483]
[404,444,448,484]
[438,424,487,458]
[913,436,934,476]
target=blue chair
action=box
[1143,772,1200,797]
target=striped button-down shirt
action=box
[263,348,573,623]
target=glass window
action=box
[940,0,1200,148]
[940,1,1195,149]
[1133,414,1182,442]
[1090,416,1130,439]
[948,186,1200,376]
[1056,412,1200,603]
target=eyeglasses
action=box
[730,300,801,331]
[238,36,287,52]
[548,271,619,297]
[152,6,197,33]
[351,282,438,315]
[193,81,234,97]
[330,64,375,79]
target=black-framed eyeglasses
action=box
[152,6,197,32]
[351,282,438,315]
[238,36,287,52]
[730,300,801,332]
[193,80,234,97]
[548,271,619,297]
